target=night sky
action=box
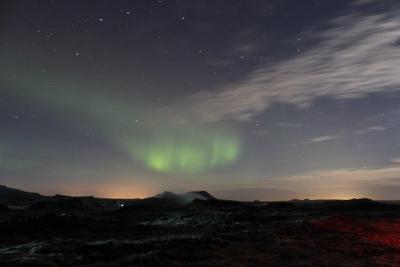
[1,0,400,200]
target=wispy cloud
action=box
[275,122,303,128]
[390,158,400,164]
[190,0,400,122]
[366,126,387,131]
[253,129,269,137]
[209,28,260,67]
[294,134,340,146]
[352,126,387,135]
[310,135,340,143]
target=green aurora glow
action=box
[1,72,241,173]
[126,130,240,173]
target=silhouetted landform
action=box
[155,190,215,201]
[1,186,400,266]
[0,186,131,210]
[126,190,216,209]
[30,195,84,211]
[0,185,44,205]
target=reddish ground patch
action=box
[313,215,400,250]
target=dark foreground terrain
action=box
[1,186,400,266]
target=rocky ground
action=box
[1,199,400,266]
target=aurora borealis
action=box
[1,70,240,173]
[131,131,239,173]
[2,0,400,200]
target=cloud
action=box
[232,43,258,55]
[275,122,303,128]
[209,36,260,67]
[390,158,400,164]
[310,135,339,143]
[363,110,400,128]
[253,129,269,137]
[190,1,400,122]
[352,126,387,135]
[277,166,400,183]
[366,126,386,131]
[294,134,340,146]
[259,165,400,199]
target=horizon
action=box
[3,184,400,202]
[2,0,400,200]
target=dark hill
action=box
[0,185,45,204]
[319,198,400,211]
[154,190,215,204]
[121,190,216,209]
[29,196,84,211]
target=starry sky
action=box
[1,0,400,200]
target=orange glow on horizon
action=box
[26,180,160,199]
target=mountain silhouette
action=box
[0,185,44,204]
[154,190,215,203]
[119,190,217,210]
